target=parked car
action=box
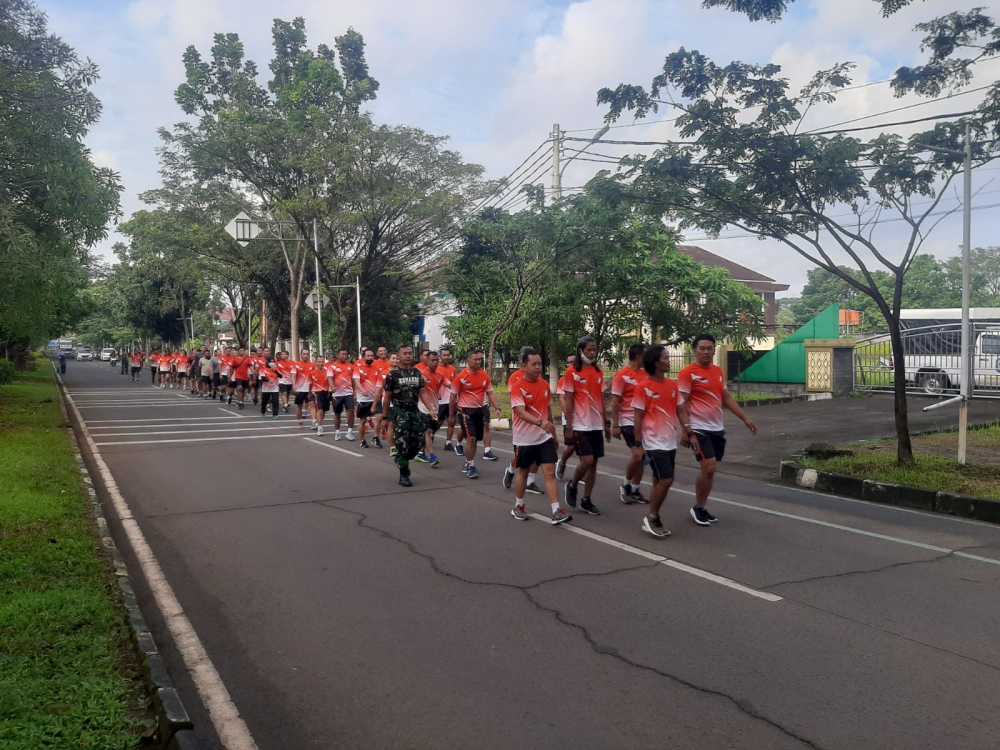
[76,348,94,361]
[100,348,115,361]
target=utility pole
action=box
[550,123,562,201]
[313,217,323,356]
[959,122,973,465]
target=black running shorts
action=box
[461,406,488,441]
[356,400,374,419]
[314,391,331,412]
[333,395,354,415]
[279,383,291,394]
[620,425,640,449]
[647,449,677,481]
[437,403,450,423]
[515,439,557,468]
[691,430,726,462]
[573,429,605,459]
[294,391,311,406]
[200,375,211,385]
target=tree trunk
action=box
[887,318,915,465]
[548,337,559,393]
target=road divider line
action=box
[526,513,781,602]
[90,419,281,430]
[58,374,259,750]
[303,437,363,457]
[77,403,213,409]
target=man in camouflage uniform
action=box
[382,345,439,486]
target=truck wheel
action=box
[919,372,949,395]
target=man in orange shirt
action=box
[555,354,576,480]
[610,343,649,504]
[678,334,758,527]
[329,349,356,441]
[415,350,445,467]
[129,350,144,382]
[509,347,571,525]
[634,344,683,539]
[292,351,315,427]
[436,347,459,454]
[449,350,500,480]
[353,348,383,448]
[561,336,607,516]
[231,348,251,409]
[502,348,541,495]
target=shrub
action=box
[0,359,15,384]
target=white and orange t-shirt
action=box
[353,363,383,403]
[436,364,456,405]
[563,365,605,432]
[174,355,191,373]
[677,363,726,433]
[309,362,329,392]
[611,366,647,427]
[330,361,354,397]
[293,361,314,392]
[633,377,680,451]
[452,368,492,410]
[275,359,294,385]
[219,355,233,378]
[260,366,280,392]
[416,364,445,415]
[158,355,172,372]
[510,376,553,447]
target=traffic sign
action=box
[224,211,261,246]
[304,290,329,309]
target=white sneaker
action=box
[346,430,356,441]
[311,424,318,432]
[334,431,342,441]
[316,425,324,436]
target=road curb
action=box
[52,366,202,749]
[779,459,1000,524]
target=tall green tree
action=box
[162,17,378,356]
[597,9,1000,464]
[0,0,120,360]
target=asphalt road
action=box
[64,362,1000,750]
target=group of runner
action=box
[126,333,757,538]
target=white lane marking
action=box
[765,482,1000,530]
[218,407,240,416]
[95,432,315,446]
[89,419,289,430]
[660,559,784,602]
[77,401,213,409]
[303,437,364,458]
[527,513,781,602]
[87,414,247,424]
[92,425,303,438]
[58,374,259,749]
[491,446,1000,568]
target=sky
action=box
[43,0,1000,297]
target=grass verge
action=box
[799,424,1000,500]
[0,362,145,749]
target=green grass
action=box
[0,360,145,749]
[799,424,1000,500]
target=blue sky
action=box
[42,0,1000,295]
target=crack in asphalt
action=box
[322,500,824,750]
[763,543,998,590]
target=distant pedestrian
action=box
[58,351,66,374]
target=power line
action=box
[803,84,993,134]
[468,139,551,214]
[683,200,1000,243]
[475,149,552,213]
[491,159,553,212]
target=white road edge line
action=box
[488,446,1000,568]
[303,437,363,457]
[526,513,781,602]
[58,374,259,750]
[77,403,213,409]
[89,419,280,429]
[86,414,247,423]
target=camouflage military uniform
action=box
[383,366,426,477]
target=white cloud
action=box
[40,0,1000,295]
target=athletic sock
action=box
[527,472,537,485]
[514,497,523,507]
[551,502,560,513]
